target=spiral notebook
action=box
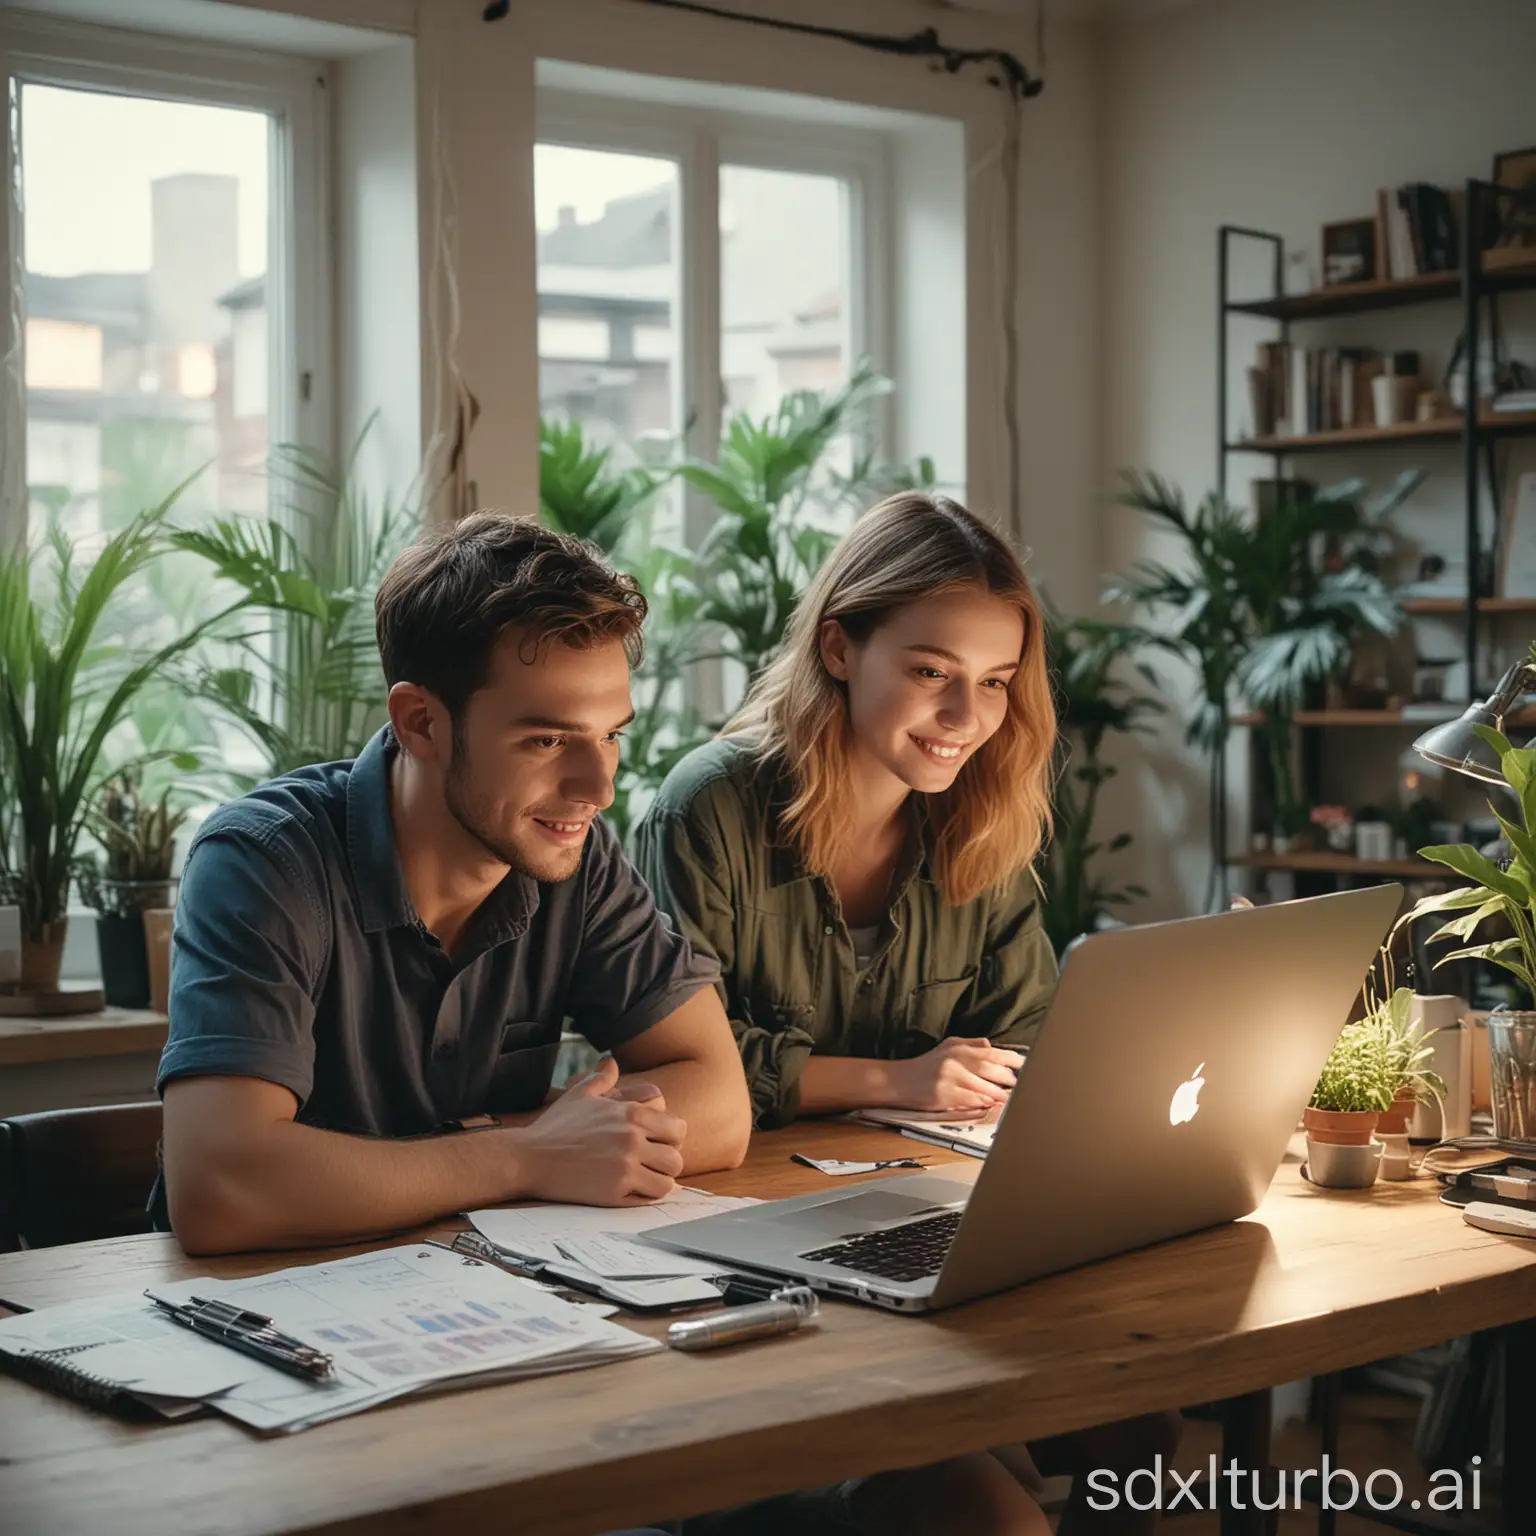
[0,1342,182,1419]
[0,1291,256,1420]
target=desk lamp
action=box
[1411,655,1536,784]
[1413,652,1536,1159]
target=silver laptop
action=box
[647,885,1400,1313]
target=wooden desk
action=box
[2,1122,1534,1536]
[0,1008,167,1115]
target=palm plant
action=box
[681,363,892,676]
[0,494,244,990]
[168,431,413,778]
[1108,469,1420,904]
[1401,711,1536,996]
[1038,614,1163,954]
[538,417,666,557]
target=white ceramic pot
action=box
[1305,1136,1382,1189]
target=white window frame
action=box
[534,89,892,485]
[0,10,333,548]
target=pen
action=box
[789,1153,931,1172]
[146,1293,334,1382]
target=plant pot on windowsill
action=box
[89,880,177,1010]
[17,918,70,995]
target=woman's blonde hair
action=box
[723,491,1055,905]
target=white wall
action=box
[333,35,422,503]
[1099,0,1536,917]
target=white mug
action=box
[1372,374,1398,427]
[0,904,19,986]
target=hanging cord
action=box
[484,0,1045,99]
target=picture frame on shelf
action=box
[1321,217,1378,286]
[1488,146,1536,267]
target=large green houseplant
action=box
[169,433,412,779]
[679,363,893,677]
[538,417,665,558]
[1107,469,1418,902]
[1402,722,1536,994]
[0,499,243,993]
[1038,614,1161,954]
[1399,716,1536,1143]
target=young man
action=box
[155,514,751,1255]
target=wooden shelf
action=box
[1293,709,1450,726]
[1225,258,1536,321]
[1229,411,1536,456]
[1231,852,1454,878]
[1402,596,1536,614]
[1291,706,1536,728]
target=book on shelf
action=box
[1493,391,1536,414]
[1248,341,1385,436]
[1375,182,1459,279]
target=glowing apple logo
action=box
[1169,1063,1206,1126]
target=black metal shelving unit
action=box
[1214,179,1536,887]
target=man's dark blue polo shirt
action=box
[151,728,718,1221]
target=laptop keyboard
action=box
[800,1208,963,1284]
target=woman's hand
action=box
[882,1037,1024,1115]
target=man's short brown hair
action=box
[375,512,647,719]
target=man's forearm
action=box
[795,1055,898,1115]
[618,1059,749,1171]
[169,1117,529,1255]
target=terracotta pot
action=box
[18,919,68,994]
[1303,1106,1380,1146]
[1375,1089,1418,1136]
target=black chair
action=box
[0,1102,162,1250]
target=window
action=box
[535,143,681,459]
[535,86,884,502]
[19,84,271,542]
[720,164,850,421]
[0,16,329,551]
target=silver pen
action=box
[666,1286,819,1351]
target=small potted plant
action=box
[0,501,238,1003]
[75,772,187,1009]
[1305,1022,1396,1187]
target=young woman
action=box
[636,491,1179,1536]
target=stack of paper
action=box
[0,1244,660,1433]
[467,1185,760,1308]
